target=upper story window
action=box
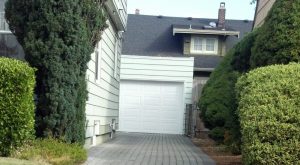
[190,36,218,55]
[0,0,10,32]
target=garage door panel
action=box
[143,97,161,105]
[120,81,184,134]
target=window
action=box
[0,0,10,32]
[190,36,218,54]
[94,41,102,81]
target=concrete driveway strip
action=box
[86,132,215,165]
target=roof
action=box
[122,14,253,69]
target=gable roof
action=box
[122,14,253,69]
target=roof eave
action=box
[173,28,240,38]
[194,67,215,72]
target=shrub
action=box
[199,48,240,143]
[236,63,300,165]
[0,57,35,156]
[208,127,225,143]
[251,0,300,68]
[5,0,107,144]
[11,138,87,165]
[199,31,257,152]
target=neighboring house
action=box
[0,0,24,59]
[119,3,252,134]
[0,0,127,148]
[253,0,275,28]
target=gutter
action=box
[194,67,215,72]
[173,28,240,38]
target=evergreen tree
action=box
[251,0,300,68]
[5,0,107,144]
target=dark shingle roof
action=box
[122,14,253,68]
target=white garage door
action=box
[119,81,184,134]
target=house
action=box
[0,0,127,148]
[119,3,253,134]
[0,0,24,59]
[253,0,275,28]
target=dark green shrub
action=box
[199,31,257,151]
[236,63,300,165]
[232,30,258,72]
[199,48,240,143]
[251,0,300,68]
[0,57,35,156]
[12,138,87,165]
[5,0,107,144]
[208,127,225,143]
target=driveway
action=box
[86,132,215,165]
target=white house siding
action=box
[120,55,194,105]
[85,18,122,147]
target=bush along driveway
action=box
[86,132,215,165]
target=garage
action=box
[119,80,184,134]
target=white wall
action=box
[85,19,122,145]
[120,55,194,105]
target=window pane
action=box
[0,0,5,12]
[0,0,9,31]
[206,39,215,51]
[193,37,203,51]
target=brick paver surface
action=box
[86,132,215,165]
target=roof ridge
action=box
[128,14,253,22]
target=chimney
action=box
[135,9,140,15]
[218,2,226,29]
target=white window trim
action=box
[113,37,119,79]
[190,36,218,55]
[0,11,11,33]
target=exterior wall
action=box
[120,55,194,105]
[85,19,122,148]
[105,0,128,31]
[183,34,225,56]
[254,0,276,28]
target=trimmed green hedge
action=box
[0,57,36,156]
[236,63,300,164]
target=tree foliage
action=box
[251,0,300,68]
[199,31,258,153]
[0,57,35,156]
[5,0,107,144]
[236,63,300,165]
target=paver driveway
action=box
[86,132,215,165]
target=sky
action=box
[127,0,256,20]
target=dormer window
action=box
[190,36,218,55]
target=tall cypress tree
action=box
[5,0,107,144]
[251,0,300,68]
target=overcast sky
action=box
[127,0,256,20]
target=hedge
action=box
[236,63,300,164]
[0,57,36,156]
